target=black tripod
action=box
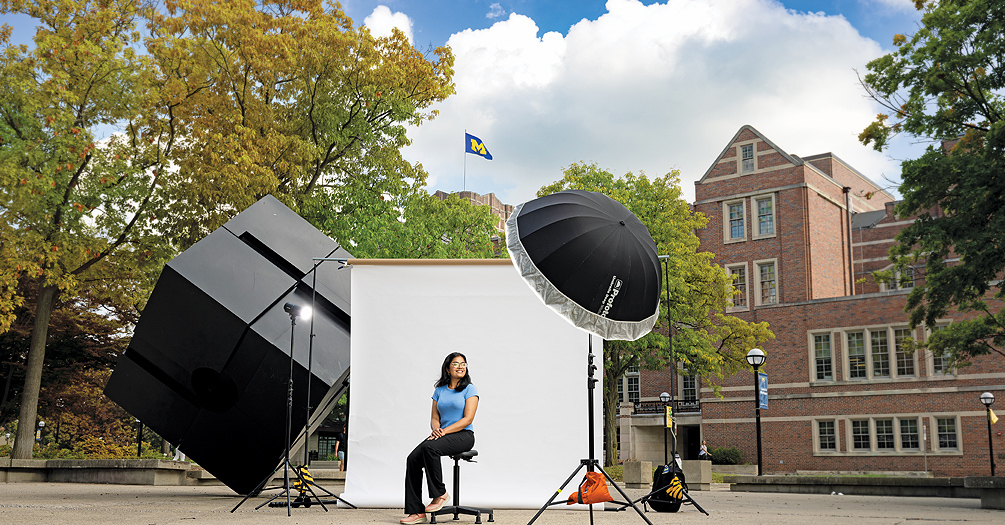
[526,335,653,525]
[231,303,338,515]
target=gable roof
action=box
[697,124,803,184]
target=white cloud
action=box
[487,3,506,19]
[403,0,922,205]
[363,5,414,43]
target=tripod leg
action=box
[304,480,358,508]
[231,471,273,513]
[525,461,587,525]
[682,490,710,516]
[293,468,329,512]
[256,461,295,510]
[595,463,654,525]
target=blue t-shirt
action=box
[432,384,479,432]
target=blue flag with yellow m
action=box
[465,133,492,160]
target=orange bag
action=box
[566,471,613,505]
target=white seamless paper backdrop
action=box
[341,260,602,509]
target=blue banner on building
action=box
[758,372,769,409]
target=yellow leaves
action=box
[893,34,907,46]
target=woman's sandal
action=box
[400,513,428,524]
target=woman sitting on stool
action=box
[401,352,479,525]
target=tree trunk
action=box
[603,370,621,467]
[12,283,58,459]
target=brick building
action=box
[619,125,1004,477]
[433,190,514,232]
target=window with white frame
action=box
[936,417,958,450]
[875,419,895,450]
[840,327,929,381]
[618,365,640,403]
[627,376,640,403]
[851,420,871,450]
[725,201,746,241]
[882,266,916,291]
[900,418,920,450]
[756,260,778,305]
[818,420,837,451]
[813,333,833,381]
[928,325,952,375]
[682,375,697,401]
[741,144,755,173]
[871,329,890,378]
[727,264,748,308]
[847,331,867,379]
[754,195,775,237]
[894,328,916,376]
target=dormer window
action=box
[741,144,755,173]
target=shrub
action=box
[709,446,743,465]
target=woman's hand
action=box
[428,427,445,440]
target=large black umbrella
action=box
[505,189,661,341]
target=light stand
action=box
[980,392,996,476]
[276,256,357,509]
[629,256,708,517]
[660,392,670,465]
[746,349,765,476]
[231,303,328,516]
[663,257,678,464]
[526,334,654,525]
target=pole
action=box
[663,412,668,465]
[663,258,677,458]
[284,313,296,515]
[923,423,928,473]
[136,421,142,458]
[754,365,763,476]
[987,406,997,477]
[587,334,596,472]
[463,129,467,192]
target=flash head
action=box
[283,302,312,320]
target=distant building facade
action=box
[433,190,514,233]
[620,125,1004,477]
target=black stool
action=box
[430,450,494,524]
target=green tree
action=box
[859,0,1005,367]
[1,0,456,459]
[0,0,181,459]
[538,163,774,465]
[147,0,455,247]
[306,186,503,259]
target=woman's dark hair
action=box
[435,352,473,391]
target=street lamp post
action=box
[980,392,996,476]
[746,348,766,476]
[660,391,671,465]
[136,418,143,458]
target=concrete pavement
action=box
[0,482,1001,524]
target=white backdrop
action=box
[342,260,602,509]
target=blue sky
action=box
[340,0,921,50]
[2,0,926,205]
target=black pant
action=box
[404,430,475,514]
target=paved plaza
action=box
[0,483,1000,524]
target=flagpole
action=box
[463,129,467,192]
